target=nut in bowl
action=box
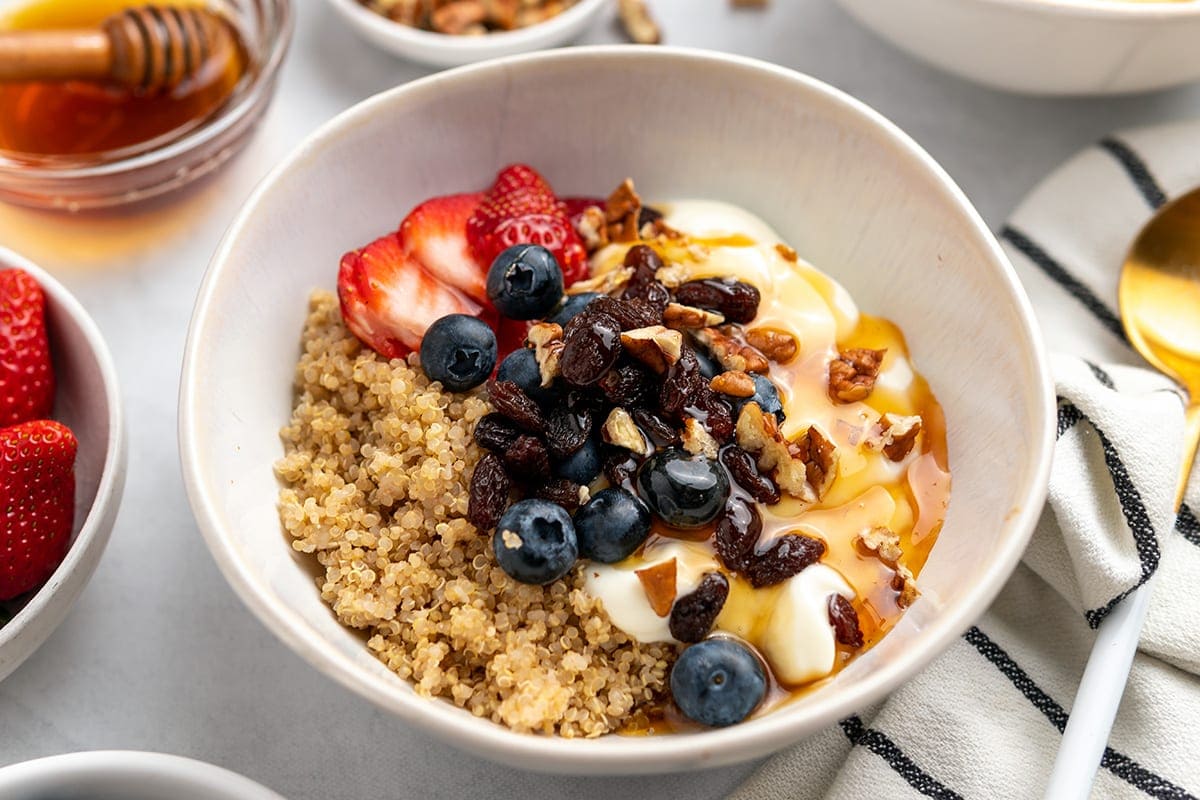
[0,250,124,682]
[180,47,1055,773]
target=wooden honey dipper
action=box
[0,5,236,93]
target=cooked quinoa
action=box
[275,291,676,736]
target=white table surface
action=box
[2,2,1198,798]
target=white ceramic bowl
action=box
[0,751,285,799]
[837,0,1200,96]
[180,47,1054,774]
[0,250,125,682]
[323,0,609,67]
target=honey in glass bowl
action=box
[0,0,248,161]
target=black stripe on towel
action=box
[1178,504,1200,548]
[1000,226,1129,345]
[839,716,964,800]
[1055,402,1159,628]
[1085,359,1117,390]
[964,627,1198,800]
[1098,136,1168,210]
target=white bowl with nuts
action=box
[323,0,611,67]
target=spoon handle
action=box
[1176,403,1200,511]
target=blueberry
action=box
[553,431,601,484]
[671,638,766,727]
[695,347,721,381]
[492,499,579,585]
[496,348,556,405]
[548,292,602,326]
[735,373,784,423]
[574,487,652,563]
[486,244,565,320]
[636,448,730,529]
[418,314,497,392]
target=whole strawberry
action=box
[0,420,76,601]
[0,269,54,427]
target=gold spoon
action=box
[1120,186,1200,510]
[1045,186,1200,800]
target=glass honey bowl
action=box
[0,0,292,211]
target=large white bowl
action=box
[0,751,285,799]
[180,47,1054,774]
[0,250,125,682]
[837,0,1200,96]
[323,0,609,67]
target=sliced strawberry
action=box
[0,269,54,427]
[467,164,592,288]
[398,192,488,303]
[338,232,481,360]
[0,419,76,601]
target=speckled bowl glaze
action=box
[0,751,285,799]
[837,0,1200,95]
[180,47,1054,774]
[0,250,125,683]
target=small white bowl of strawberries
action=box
[0,249,124,682]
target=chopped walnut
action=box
[864,413,923,461]
[855,526,920,607]
[620,326,683,373]
[681,418,719,459]
[663,302,725,331]
[636,559,677,617]
[791,426,837,499]
[605,178,643,243]
[745,327,799,364]
[775,242,798,262]
[896,567,920,607]
[573,205,609,253]
[603,407,650,454]
[655,263,692,289]
[828,348,886,404]
[566,266,634,295]
[693,327,769,374]
[618,0,661,45]
[709,370,756,398]
[430,0,486,33]
[735,402,825,502]
[526,322,564,387]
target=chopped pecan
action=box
[693,327,769,374]
[734,402,815,502]
[430,0,486,33]
[663,302,725,331]
[745,327,799,364]
[618,0,661,44]
[636,559,677,617]
[855,526,920,607]
[567,266,633,295]
[573,205,609,253]
[896,567,920,607]
[709,370,756,398]
[526,322,564,387]
[654,263,692,289]
[790,425,837,500]
[620,325,683,373]
[681,418,719,459]
[602,407,650,454]
[867,413,923,461]
[828,348,886,404]
[605,178,643,243]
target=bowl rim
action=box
[323,0,609,51]
[0,751,284,798]
[959,0,1200,18]
[0,249,125,651]
[179,45,1055,771]
[0,0,295,180]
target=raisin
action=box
[829,594,864,648]
[503,435,551,484]
[689,389,735,443]
[668,572,730,643]
[632,408,680,448]
[625,279,671,312]
[675,279,761,324]
[488,380,546,433]
[720,445,781,505]
[588,296,661,330]
[660,346,706,421]
[561,311,622,387]
[474,413,521,453]
[603,451,641,490]
[713,496,761,572]
[623,245,671,312]
[599,361,655,407]
[744,534,826,588]
[546,405,593,459]
[534,478,586,512]
[467,452,510,532]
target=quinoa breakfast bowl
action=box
[180,47,1054,773]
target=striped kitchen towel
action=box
[730,121,1200,799]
